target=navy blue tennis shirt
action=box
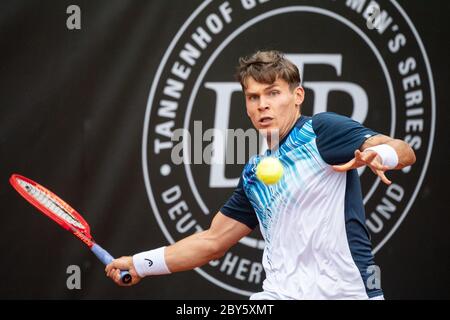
[221,112,383,299]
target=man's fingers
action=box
[114,270,136,286]
[115,270,122,283]
[368,164,392,185]
[334,149,394,184]
[107,257,132,272]
[105,266,112,277]
[366,154,388,171]
[105,256,138,286]
[107,267,116,279]
[106,260,123,279]
[106,268,128,286]
[362,151,392,171]
[106,264,118,278]
[377,170,392,185]
[371,162,389,171]
[332,158,356,172]
[361,151,378,163]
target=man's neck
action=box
[267,112,301,150]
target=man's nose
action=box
[258,97,270,111]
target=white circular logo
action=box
[143,0,435,296]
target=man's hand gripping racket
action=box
[9,174,133,284]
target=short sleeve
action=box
[312,112,379,165]
[220,176,258,230]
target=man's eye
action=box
[270,90,279,96]
[249,95,258,101]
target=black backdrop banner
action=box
[1,0,448,299]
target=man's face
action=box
[244,77,305,141]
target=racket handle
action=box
[91,243,132,284]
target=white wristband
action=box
[365,144,399,169]
[132,246,171,277]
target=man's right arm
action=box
[105,212,253,286]
[165,212,253,272]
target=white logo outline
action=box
[142,1,436,295]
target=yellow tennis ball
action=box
[256,157,284,185]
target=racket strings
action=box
[17,178,85,230]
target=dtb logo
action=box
[143,1,435,296]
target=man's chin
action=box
[258,127,281,140]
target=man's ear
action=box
[294,86,305,106]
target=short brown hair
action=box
[236,50,301,90]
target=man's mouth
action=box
[259,116,274,126]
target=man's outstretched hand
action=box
[332,149,392,185]
[105,256,142,286]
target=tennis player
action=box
[106,50,416,299]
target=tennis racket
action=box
[9,173,132,284]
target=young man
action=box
[106,51,416,299]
